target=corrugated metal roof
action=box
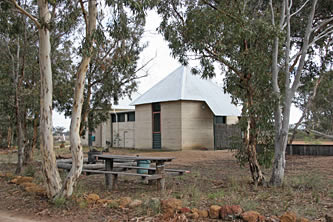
[130,66,240,116]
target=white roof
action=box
[130,66,240,116]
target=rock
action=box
[296,218,309,222]
[118,197,132,208]
[258,215,266,222]
[10,178,18,184]
[241,211,261,222]
[86,193,100,203]
[129,199,142,208]
[209,205,221,219]
[25,185,46,196]
[198,209,209,218]
[10,176,33,185]
[326,214,333,222]
[20,182,36,188]
[280,212,297,222]
[180,207,191,213]
[97,199,109,204]
[231,205,243,216]
[161,198,182,214]
[188,212,200,219]
[220,205,233,219]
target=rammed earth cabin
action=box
[82,66,241,150]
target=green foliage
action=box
[23,165,36,177]
[52,197,67,208]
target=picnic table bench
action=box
[95,154,176,191]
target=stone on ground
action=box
[280,212,297,222]
[161,198,182,215]
[129,199,142,208]
[198,209,209,218]
[241,211,261,222]
[118,197,132,208]
[86,193,100,203]
[209,205,221,219]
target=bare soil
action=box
[0,148,332,221]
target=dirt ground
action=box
[0,149,333,221]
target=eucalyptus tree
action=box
[269,0,333,186]
[6,0,83,197]
[6,0,154,198]
[156,0,275,184]
[290,41,332,143]
[0,1,41,172]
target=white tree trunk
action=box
[38,0,62,198]
[270,0,319,186]
[58,0,97,198]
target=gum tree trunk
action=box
[58,0,97,198]
[7,125,12,149]
[269,0,318,186]
[245,88,265,185]
[38,0,62,197]
[24,113,38,165]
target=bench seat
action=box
[117,166,190,175]
[82,169,162,180]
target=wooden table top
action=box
[96,154,175,162]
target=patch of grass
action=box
[140,198,160,216]
[287,173,322,191]
[78,200,88,208]
[240,198,259,211]
[52,197,67,208]
[23,165,36,177]
[185,185,203,207]
[207,189,225,200]
[107,201,119,209]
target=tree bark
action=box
[7,126,12,149]
[57,0,97,198]
[245,89,265,185]
[79,82,92,137]
[24,113,39,165]
[38,0,62,198]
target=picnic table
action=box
[91,154,175,191]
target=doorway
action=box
[152,103,161,149]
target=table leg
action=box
[105,159,113,189]
[156,161,165,191]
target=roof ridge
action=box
[180,66,186,99]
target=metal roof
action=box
[130,66,240,116]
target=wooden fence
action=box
[286,144,333,156]
[214,124,242,150]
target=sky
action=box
[52,10,302,130]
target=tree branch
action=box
[290,0,309,18]
[308,129,333,140]
[291,0,318,94]
[203,46,244,79]
[79,0,88,34]
[289,74,323,144]
[10,0,41,29]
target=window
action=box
[127,112,135,122]
[118,113,125,122]
[215,116,226,124]
[153,113,161,132]
[152,103,160,112]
